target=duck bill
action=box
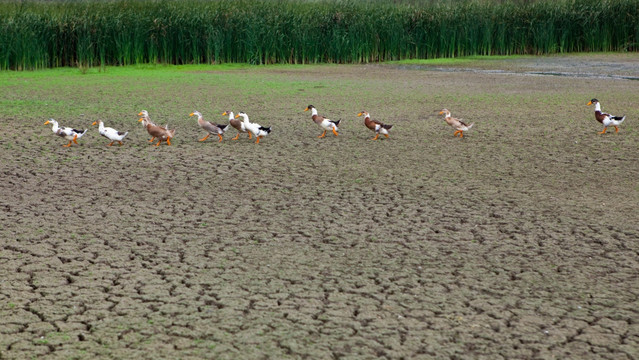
[189,113,195,117]
[222,112,227,116]
[138,118,144,122]
[44,120,50,125]
[587,101,592,106]
[438,111,444,115]
[92,121,97,126]
[234,114,240,119]
[357,112,363,117]
[137,112,144,116]
[304,107,309,111]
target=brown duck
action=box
[223,110,252,140]
[137,110,175,146]
[357,111,393,140]
[190,111,229,142]
[439,109,474,138]
[587,99,625,134]
[304,105,340,138]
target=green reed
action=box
[0,0,637,70]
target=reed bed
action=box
[0,0,637,70]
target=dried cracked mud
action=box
[1,54,638,359]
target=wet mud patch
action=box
[1,55,638,358]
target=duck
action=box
[357,111,392,140]
[92,120,128,146]
[224,110,252,140]
[137,110,161,143]
[137,110,176,146]
[304,105,340,138]
[44,118,87,147]
[190,111,229,142]
[587,99,625,134]
[439,109,474,138]
[234,112,272,144]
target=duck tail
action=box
[611,116,625,125]
[168,129,176,137]
[331,119,341,128]
[382,124,393,130]
[466,123,475,130]
[259,126,272,134]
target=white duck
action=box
[234,112,272,144]
[44,118,87,147]
[92,120,128,146]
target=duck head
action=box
[189,111,202,118]
[357,111,369,118]
[44,118,57,126]
[304,105,315,112]
[587,99,599,106]
[439,109,451,117]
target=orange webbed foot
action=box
[199,134,210,142]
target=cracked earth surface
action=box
[1,54,638,359]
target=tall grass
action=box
[0,0,637,70]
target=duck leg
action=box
[453,130,461,137]
[248,132,253,139]
[599,127,607,134]
[458,131,464,138]
[255,136,262,144]
[384,134,389,138]
[108,141,114,146]
[217,134,223,142]
[167,137,172,146]
[118,141,123,146]
[332,128,339,136]
[232,133,240,140]
[371,133,380,140]
[318,130,326,138]
[614,126,619,133]
[155,139,163,146]
[63,141,73,147]
[148,137,156,142]
[72,134,79,144]
[199,134,210,142]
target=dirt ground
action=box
[0,54,638,359]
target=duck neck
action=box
[594,103,601,112]
[311,108,318,117]
[242,115,250,125]
[98,121,105,132]
[227,112,234,121]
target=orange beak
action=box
[222,111,228,116]
[189,113,195,116]
[304,107,309,112]
[357,112,363,117]
[44,120,50,125]
[587,101,592,106]
[235,114,240,119]
[439,111,444,115]
[92,121,97,126]
[138,118,143,122]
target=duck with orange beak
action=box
[587,99,625,134]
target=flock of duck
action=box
[43,99,624,147]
